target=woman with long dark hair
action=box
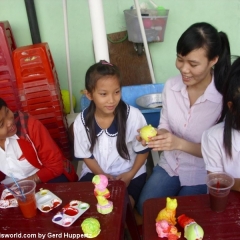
[137,22,231,215]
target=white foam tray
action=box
[52,200,90,227]
[35,188,62,212]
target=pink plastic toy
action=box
[92,174,110,198]
[96,196,113,214]
[156,220,181,240]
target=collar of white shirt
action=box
[81,105,130,137]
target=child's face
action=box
[175,47,218,88]
[87,75,121,115]
[0,106,17,140]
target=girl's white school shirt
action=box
[74,104,149,179]
[158,74,222,186]
[0,135,38,184]
[202,122,240,178]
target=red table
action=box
[0,180,140,240]
[143,191,240,240]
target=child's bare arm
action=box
[116,152,149,186]
[83,158,114,180]
[129,152,149,177]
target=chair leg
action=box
[125,197,141,240]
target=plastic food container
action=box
[124,9,169,43]
[35,188,62,213]
[52,200,90,227]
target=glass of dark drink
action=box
[206,172,234,213]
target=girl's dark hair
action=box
[0,98,7,110]
[84,60,130,160]
[177,22,231,96]
[222,56,240,158]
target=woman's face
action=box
[0,106,17,140]
[175,48,218,87]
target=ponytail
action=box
[214,32,231,95]
[223,112,233,158]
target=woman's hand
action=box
[143,128,202,157]
[147,131,181,151]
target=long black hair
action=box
[0,98,7,110]
[84,60,130,160]
[222,56,240,158]
[177,22,231,97]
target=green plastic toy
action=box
[81,218,101,238]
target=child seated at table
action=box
[73,60,150,207]
[202,56,240,191]
[0,98,78,184]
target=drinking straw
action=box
[3,184,18,196]
[216,180,220,192]
[10,174,26,201]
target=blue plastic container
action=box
[80,83,164,128]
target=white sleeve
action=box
[73,114,92,159]
[201,129,224,172]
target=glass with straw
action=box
[206,172,234,212]
[10,179,37,218]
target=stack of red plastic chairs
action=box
[13,42,71,160]
[0,21,22,112]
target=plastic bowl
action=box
[136,93,162,109]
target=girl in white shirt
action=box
[74,60,150,207]
[137,22,231,215]
[202,56,240,191]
